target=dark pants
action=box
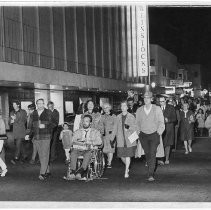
[14,138,26,159]
[139,131,160,177]
[34,139,50,175]
[50,127,59,161]
[70,150,92,171]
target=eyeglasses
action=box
[160,101,165,103]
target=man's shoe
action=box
[1,169,8,177]
[165,160,170,165]
[38,174,47,181]
[158,160,164,166]
[147,176,155,182]
[107,164,112,169]
[75,173,82,180]
[29,159,36,165]
[64,173,75,180]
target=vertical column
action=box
[19,7,24,64]
[36,7,40,67]
[121,6,126,81]
[84,7,88,75]
[108,8,112,78]
[126,6,132,82]
[131,6,137,82]
[115,7,119,80]
[62,7,67,71]
[0,7,5,61]
[50,7,55,69]
[74,7,78,73]
[100,7,104,77]
[92,8,97,76]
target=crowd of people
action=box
[0,89,210,182]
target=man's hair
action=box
[83,114,92,122]
[12,100,21,107]
[127,97,134,102]
[47,101,54,106]
[121,100,128,106]
[28,103,36,110]
[36,98,44,104]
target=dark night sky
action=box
[148,6,211,86]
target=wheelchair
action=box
[64,145,105,181]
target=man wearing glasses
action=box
[159,97,177,165]
[136,91,165,182]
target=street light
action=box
[151,82,156,88]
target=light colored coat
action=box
[112,112,137,148]
[72,127,102,146]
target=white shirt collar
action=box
[144,104,152,115]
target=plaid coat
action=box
[29,108,54,140]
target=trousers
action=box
[50,127,59,161]
[70,149,92,171]
[139,131,160,177]
[0,141,6,170]
[34,140,50,175]
[14,138,26,159]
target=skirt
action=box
[117,146,136,158]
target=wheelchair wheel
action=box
[95,150,105,178]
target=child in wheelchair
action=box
[59,122,73,164]
[63,115,103,181]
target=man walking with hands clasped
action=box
[136,91,165,182]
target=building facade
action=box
[0,6,147,126]
[149,44,178,87]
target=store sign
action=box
[137,5,149,76]
[170,80,183,86]
[165,86,175,94]
[150,66,156,75]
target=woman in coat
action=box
[101,103,117,168]
[80,100,103,135]
[180,103,195,154]
[111,101,137,178]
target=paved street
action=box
[0,136,211,202]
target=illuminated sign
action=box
[137,5,149,76]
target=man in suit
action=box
[47,101,60,162]
[127,97,138,117]
[67,115,102,181]
[159,96,177,165]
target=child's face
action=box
[63,124,69,130]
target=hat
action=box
[144,91,153,98]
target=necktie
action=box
[85,130,88,139]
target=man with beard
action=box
[67,115,102,180]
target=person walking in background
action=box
[47,101,60,162]
[0,110,7,177]
[26,99,53,180]
[127,97,138,117]
[159,96,177,165]
[136,91,165,182]
[59,122,73,164]
[112,101,137,178]
[180,103,195,154]
[205,111,211,137]
[73,103,84,132]
[101,103,117,168]
[27,104,39,165]
[10,100,27,165]
[80,100,103,134]
[196,108,205,137]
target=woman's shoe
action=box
[124,169,129,178]
[1,169,7,177]
[185,151,189,154]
